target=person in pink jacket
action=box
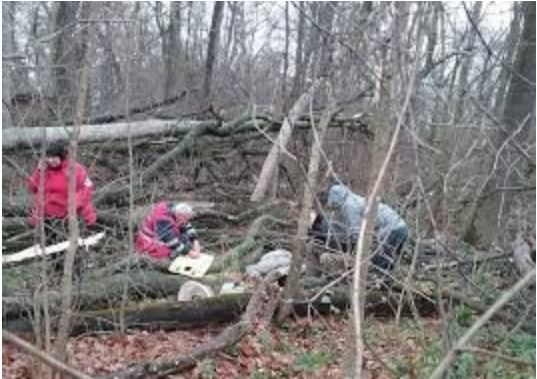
[136,202,201,267]
[28,140,97,244]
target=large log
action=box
[3,283,438,336]
[104,274,281,379]
[2,119,218,148]
[5,293,252,336]
[2,270,230,318]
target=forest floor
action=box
[3,313,535,379]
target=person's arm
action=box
[155,220,181,249]
[75,165,97,225]
[188,239,201,258]
[27,167,42,194]
[180,223,201,258]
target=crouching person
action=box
[136,202,201,270]
[322,183,409,275]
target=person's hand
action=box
[38,160,47,170]
[187,249,201,259]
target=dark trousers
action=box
[39,218,85,279]
[371,227,408,272]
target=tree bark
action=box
[471,2,536,247]
[2,2,15,128]
[203,1,225,104]
[51,2,91,123]
[163,2,182,101]
[54,65,89,363]
[290,2,305,103]
[3,271,231,318]
[277,87,338,321]
[2,119,217,148]
[281,2,290,112]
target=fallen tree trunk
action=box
[103,272,282,379]
[2,270,230,318]
[250,80,323,202]
[4,281,438,336]
[5,293,252,336]
[2,119,217,149]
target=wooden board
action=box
[168,253,214,278]
[2,232,106,265]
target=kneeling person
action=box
[322,183,409,273]
[136,202,201,269]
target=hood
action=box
[327,184,352,208]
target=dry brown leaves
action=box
[3,317,441,379]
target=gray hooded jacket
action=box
[326,184,407,240]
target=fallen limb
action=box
[2,330,93,379]
[250,80,323,202]
[421,252,511,272]
[457,346,534,367]
[429,269,536,379]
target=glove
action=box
[170,241,193,259]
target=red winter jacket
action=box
[27,159,97,225]
[135,202,180,259]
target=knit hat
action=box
[45,140,68,159]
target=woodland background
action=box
[2,2,535,378]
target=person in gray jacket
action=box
[321,183,408,272]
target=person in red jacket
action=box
[27,140,97,244]
[136,202,201,267]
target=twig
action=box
[457,346,534,367]
[2,330,93,379]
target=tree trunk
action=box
[2,119,217,148]
[51,2,90,123]
[347,41,393,379]
[3,271,231,319]
[471,2,535,247]
[2,2,15,128]
[290,2,305,103]
[163,2,182,101]
[493,3,522,118]
[281,2,290,113]
[277,88,338,322]
[203,1,225,105]
[54,65,89,363]
[430,2,482,230]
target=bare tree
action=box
[53,65,90,363]
[2,1,15,128]
[203,1,225,106]
[163,2,182,101]
[52,2,91,123]
[277,86,338,322]
[469,2,535,247]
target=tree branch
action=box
[428,269,536,379]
